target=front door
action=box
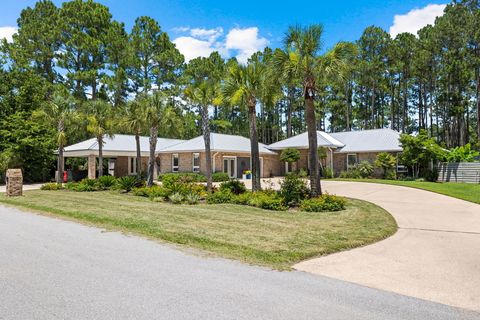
[223,157,236,178]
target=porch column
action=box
[88,155,96,179]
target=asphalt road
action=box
[1,204,478,320]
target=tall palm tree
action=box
[185,81,218,192]
[184,53,224,192]
[119,99,146,179]
[34,92,77,183]
[273,25,325,196]
[223,58,265,191]
[84,99,115,178]
[142,91,182,186]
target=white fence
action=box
[437,162,480,183]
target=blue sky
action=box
[1,0,449,62]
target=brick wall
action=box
[114,156,148,177]
[159,152,277,178]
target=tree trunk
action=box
[247,97,261,192]
[135,131,142,179]
[476,68,480,140]
[147,125,158,186]
[57,143,64,184]
[201,104,213,192]
[287,86,294,137]
[304,86,321,197]
[98,135,103,178]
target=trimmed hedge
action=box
[300,194,347,212]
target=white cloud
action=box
[389,4,446,38]
[225,27,268,63]
[172,26,190,33]
[172,26,268,63]
[0,26,17,42]
[173,36,223,62]
[190,27,223,42]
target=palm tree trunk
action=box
[248,98,261,191]
[147,124,158,187]
[98,135,103,178]
[287,86,294,137]
[201,105,212,192]
[305,91,322,197]
[135,131,142,179]
[57,144,64,184]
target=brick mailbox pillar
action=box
[5,169,23,197]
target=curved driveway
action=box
[294,180,480,312]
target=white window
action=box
[172,154,179,172]
[347,154,357,168]
[128,157,137,175]
[192,153,200,172]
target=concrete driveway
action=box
[1,204,478,319]
[292,180,480,312]
[0,183,43,193]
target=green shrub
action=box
[132,185,169,199]
[297,168,308,178]
[212,172,229,182]
[422,168,439,182]
[97,175,117,189]
[339,168,361,179]
[385,170,397,180]
[219,179,247,195]
[159,173,206,186]
[279,174,309,206]
[300,194,346,212]
[375,152,397,178]
[322,167,334,179]
[357,161,374,178]
[168,192,184,204]
[185,192,200,205]
[248,192,287,211]
[68,178,99,192]
[40,183,63,190]
[232,192,253,205]
[118,176,142,192]
[64,182,78,191]
[206,190,233,204]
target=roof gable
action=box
[158,133,276,154]
[330,129,402,153]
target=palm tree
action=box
[119,99,146,179]
[142,91,182,186]
[223,58,265,191]
[273,25,325,196]
[34,92,77,184]
[185,81,218,191]
[184,53,224,192]
[84,99,115,178]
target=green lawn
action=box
[333,178,480,204]
[0,190,396,269]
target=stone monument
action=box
[5,169,23,197]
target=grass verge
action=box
[0,190,397,270]
[332,178,480,204]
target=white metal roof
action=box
[330,129,402,153]
[63,134,185,157]
[157,133,276,155]
[267,128,402,153]
[267,131,345,150]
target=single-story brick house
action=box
[61,129,402,179]
[268,128,402,176]
[157,133,279,178]
[62,134,184,179]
